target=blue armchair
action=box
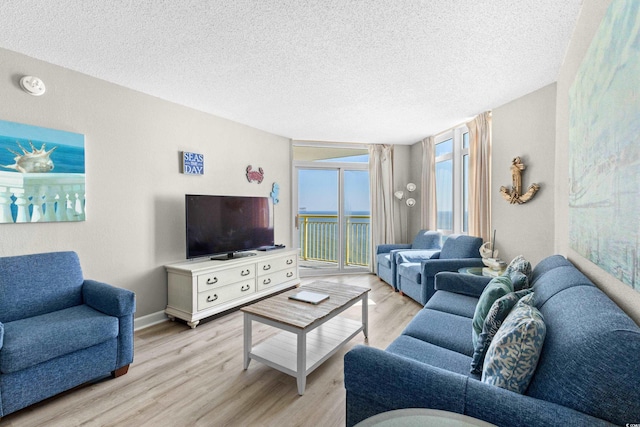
[397,234,483,305]
[376,230,442,290]
[0,251,135,418]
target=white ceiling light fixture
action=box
[20,75,46,96]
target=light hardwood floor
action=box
[2,274,421,427]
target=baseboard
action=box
[134,311,168,331]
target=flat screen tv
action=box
[186,194,274,259]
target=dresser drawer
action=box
[257,268,298,291]
[198,280,255,311]
[197,265,255,292]
[258,255,297,276]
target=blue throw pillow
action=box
[482,296,546,394]
[470,289,532,374]
[502,255,532,291]
[472,276,514,348]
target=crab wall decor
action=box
[246,165,264,184]
[499,156,540,204]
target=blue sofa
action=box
[397,234,484,305]
[0,251,136,418]
[375,230,441,290]
[345,255,640,426]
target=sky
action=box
[298,167,370,213]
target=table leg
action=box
[296,330,307,395]
[243,313,252,370]
[362,293,369,339]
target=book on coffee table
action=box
[288,290,330,305]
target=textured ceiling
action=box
[0,1,583,144]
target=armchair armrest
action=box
[394,249,441,264]
[344,345,468,425]
[83,280,136,317]
[377,243,411,254]
[422,258,485,277]
[434,271,492,298]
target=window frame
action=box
[434,125,469,235]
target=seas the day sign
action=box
[182,152,204,175]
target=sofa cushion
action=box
[532,265,593,308]
[472,276,513,347]
[402,308,474,356]
[439,235,482,259]
[0,305,119,374]
[0,251,85,323]
[387,335,478,378]
[376,253,392,269]
[425,291,478,319]
[529,255,572,286]
[397,262,421,283]
[482,295,546,394]
[411,230,442,248]
[526,285,640,425]
[470,289,532,374]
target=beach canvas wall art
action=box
[569,0,640,291]
[0,119,85,223]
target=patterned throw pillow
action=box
[472,276,514,348]
[470,289,532,374]
[503,255,532,291]
[482,297,546,394]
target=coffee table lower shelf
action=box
[244,315,365,395]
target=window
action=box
[435,126,469,234]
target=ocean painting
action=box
[0,119,85,223]
[569,0,640,290]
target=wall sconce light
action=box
[20,76,46,96]
[395,183,417,207]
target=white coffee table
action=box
[241,281,370,395]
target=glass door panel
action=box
[344,170,370,270]
[297,169,339,272]
[296,167,370,275]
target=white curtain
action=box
[467,111,492,241]
[368,144,395,273]
[421,136,437,230]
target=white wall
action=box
[0,48,292,319]
[554,0,640,324]
[492,84,557,266]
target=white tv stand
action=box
[165,249,300,328]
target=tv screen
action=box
[186,194,274,259]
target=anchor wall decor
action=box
[499,156,540,204]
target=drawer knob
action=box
[263,278,271,285]
[286,259,293,265]
[207,277,218,285]
[286,272,293,278]
[207,294,218,302]
[241,284,251,292]
[241,269,250,276]
[263,264,271,271]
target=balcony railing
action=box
[0,172,86,223]
[298,213,370,267]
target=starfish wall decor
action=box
[499,156,540,204]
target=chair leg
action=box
[111,365,130,378]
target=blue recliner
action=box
[376,230,442,290]
[0,251,135,417]
[397,234,483,305]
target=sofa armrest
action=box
[434,272,492,298]
[377,244,412,254]
[344,345,468,426]
[83,280,136,317]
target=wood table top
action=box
[241,281,370,329]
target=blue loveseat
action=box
[345,255,640,426]
[0,251,136,418]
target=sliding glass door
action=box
[293,147,370,276]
